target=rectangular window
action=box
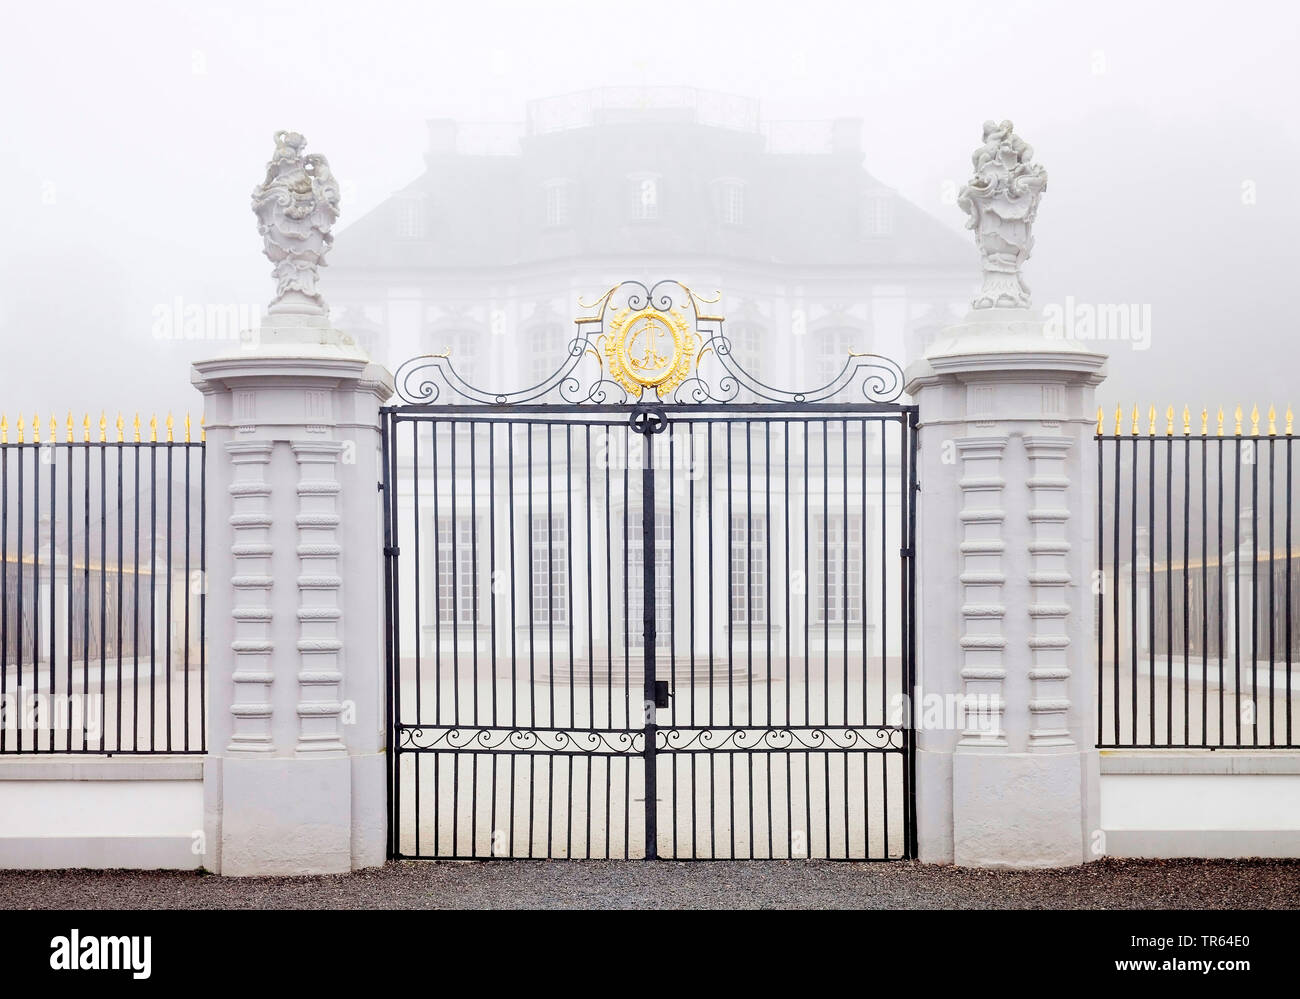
[628,512,672,649]
[719,181,744,225]
[816,329,857,385]
[531,514,567,624]
[631,176,659,221]
[862,195,893,237]
[530,326,564,386]
[436,514,478,626]
[397,200,423,239]
[815,514,864,624]
[545,182,569,226]
[729,514,767,625]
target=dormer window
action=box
[862,194,893,237]
[396,198,424,239]
[544,180,571,227]
[629,173,660,221]
[714,178,744,225]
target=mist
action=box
[2,0,1296,422]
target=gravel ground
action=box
[1,858,1299,909]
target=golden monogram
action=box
[602,306,696,399]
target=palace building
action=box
[328,87,972,386]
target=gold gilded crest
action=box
[603,306,696,399]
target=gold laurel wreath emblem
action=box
[603,306,696,399]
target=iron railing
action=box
[1097,404,1299,748]
[0,413,205,754]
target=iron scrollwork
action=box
[655,727,904,752]
[398,726,646,755]
[390,278,906,406]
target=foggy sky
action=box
[1,0,1297,424]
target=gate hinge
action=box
[900,546,913,559]
[384,545,400,558]
[378,481,385,492]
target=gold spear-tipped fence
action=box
[0,408,206,756]
[1097,404,1296,437]
[1096,399,1300,750]
[0,412,202,444]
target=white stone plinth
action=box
[193,321,393,875]
[906,308,1106,867]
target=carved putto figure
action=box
[957,120,1047,310]
[251,131,340,316]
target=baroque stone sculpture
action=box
[957,120,1047,310]
[252,131,340,317]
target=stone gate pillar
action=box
[905,122,1107,867]
[193,132,393,875]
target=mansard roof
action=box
[332,91,969,274]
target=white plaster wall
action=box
[0,781,201,838]
[0,773,203,869]
[1103,774,1300,830]
[1100,756,1300,857]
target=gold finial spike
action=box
[1251,405,1260,435]
[66,411,74,442]
[1288,407,1295,436]
[115,413,124,443]
[200,415,206,443]
[1217,407,1225,436]
[49,414,58,443]
[1131,405,1140,436]
[17,415,25,444]
[1201,408,1208,436]
[165,413,174,443]
[184,413,192,443]
[82,413,90,442]
[1113,405,1122,436]
[149,414,157,443]
[1234,405,1243,435]
[99,411,107,443]
[1,415,7,445]
[1147,405,1157,436]
[32,413,39,443]
[1096,406,1103,435]
[1165,405,1174,436]
[1268,405,1277,436]
[1182,405,1191,436]
[133,413,141,443]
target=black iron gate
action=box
[383,281,916,860]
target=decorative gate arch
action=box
[382,280,917,860]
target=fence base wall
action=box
[0,757,202,869]
[1101,751,1300,858]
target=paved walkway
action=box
[2,858,1298,909]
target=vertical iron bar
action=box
[639,416,659,861]
[380,412,394,857]
[1097,432,1104,747]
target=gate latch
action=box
[653,680,671,709]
